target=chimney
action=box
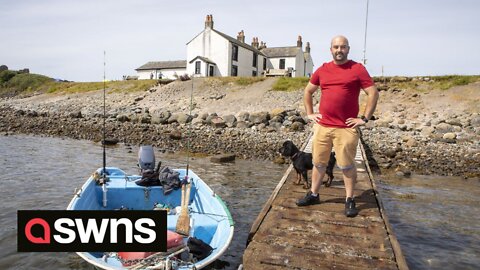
[259,41,267,50]
[237,30,245,43]
[297,35,303,47]
[205,14,214,29]
[306,42,311,53]
[251,37,259,49]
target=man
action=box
[296,35,379,218]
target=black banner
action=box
[18,210,167,252]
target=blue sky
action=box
[1,0,479,82]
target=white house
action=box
[262,37,314,77]
[186,15,267,77]
[135,60,187,80]
[136,15,313,79]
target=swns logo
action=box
[18,210,167,252]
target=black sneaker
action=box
[296,191,320,206]
[345,197,359,217]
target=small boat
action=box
[67,146,234,270]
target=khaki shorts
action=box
[312,124,359,169]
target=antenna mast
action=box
[362,0,370,65]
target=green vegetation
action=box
[46,80,157,94]
[207,76,266,86]
[432,75,480,90]
[0,69,158,97]
[271,77,309,91]
[0,70,54,97]
[2,71,479,98]
[374,75,480,92]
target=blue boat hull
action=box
[67,167,234,270]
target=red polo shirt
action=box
[310,60,374,128]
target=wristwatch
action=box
[360,115,369,123]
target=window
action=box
[279,59,285,69]
[195,61,201,74]
[232,45,238,61]
[231,65,238,76]
[263,58,267,70]
[252,52,257,67]
[252,71,257,77]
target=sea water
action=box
[0,135,478,269]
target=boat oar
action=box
[176,181,191,236]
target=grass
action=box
[46,80,158,94]
[2,71,478,98]
[432,75,480,90]
[0,70,54,96]
[0,70,158,97]
[271,77,309,91]
[375,75,480,92]
[206,76,266,86]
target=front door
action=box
[209,66,214,77]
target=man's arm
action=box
[362,85,379,120]
[304,82,321,122]
[345,85,379,128]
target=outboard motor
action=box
[136,145,162,186]
[138,145,156,173]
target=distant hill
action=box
[0,69,158,98]
[0,69,53,97]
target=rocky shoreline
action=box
[1,77,479,179]
[0,105,310,161]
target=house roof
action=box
[304,51,313,61]
[261,46,302,58]
[211,29,266,56]
[135,60,187,70]
[189,56,216,64]
[186,28,266,56]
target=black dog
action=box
[279,141,336,188]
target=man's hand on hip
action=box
[307,113,322,123]
[346,117,366,128]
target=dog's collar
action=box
[291,152,299,160]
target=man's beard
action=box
[334,53,346,61]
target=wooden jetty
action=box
[242,136,408,270]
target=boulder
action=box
[176,113,192,124]
[223,114,237,127]
[210,154,236,163]
[236,112,249,122]
[270,108,286,117]
[442,132,457,140]
[435,122,454,133]
[210,116,226,128]
[249,112,270,124]
[116,114,130,123]
[290,122,304,131]
[140,113,151,124]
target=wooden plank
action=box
[243,135,408,270]
[247,134,312,244]
[359,138,409,270]
[244,242,397,270]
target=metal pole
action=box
[362,0,370,65]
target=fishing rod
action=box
[102,51,107,178]
[101,50,108,208]
[184,75,194,180]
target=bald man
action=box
[297,35,379,218]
